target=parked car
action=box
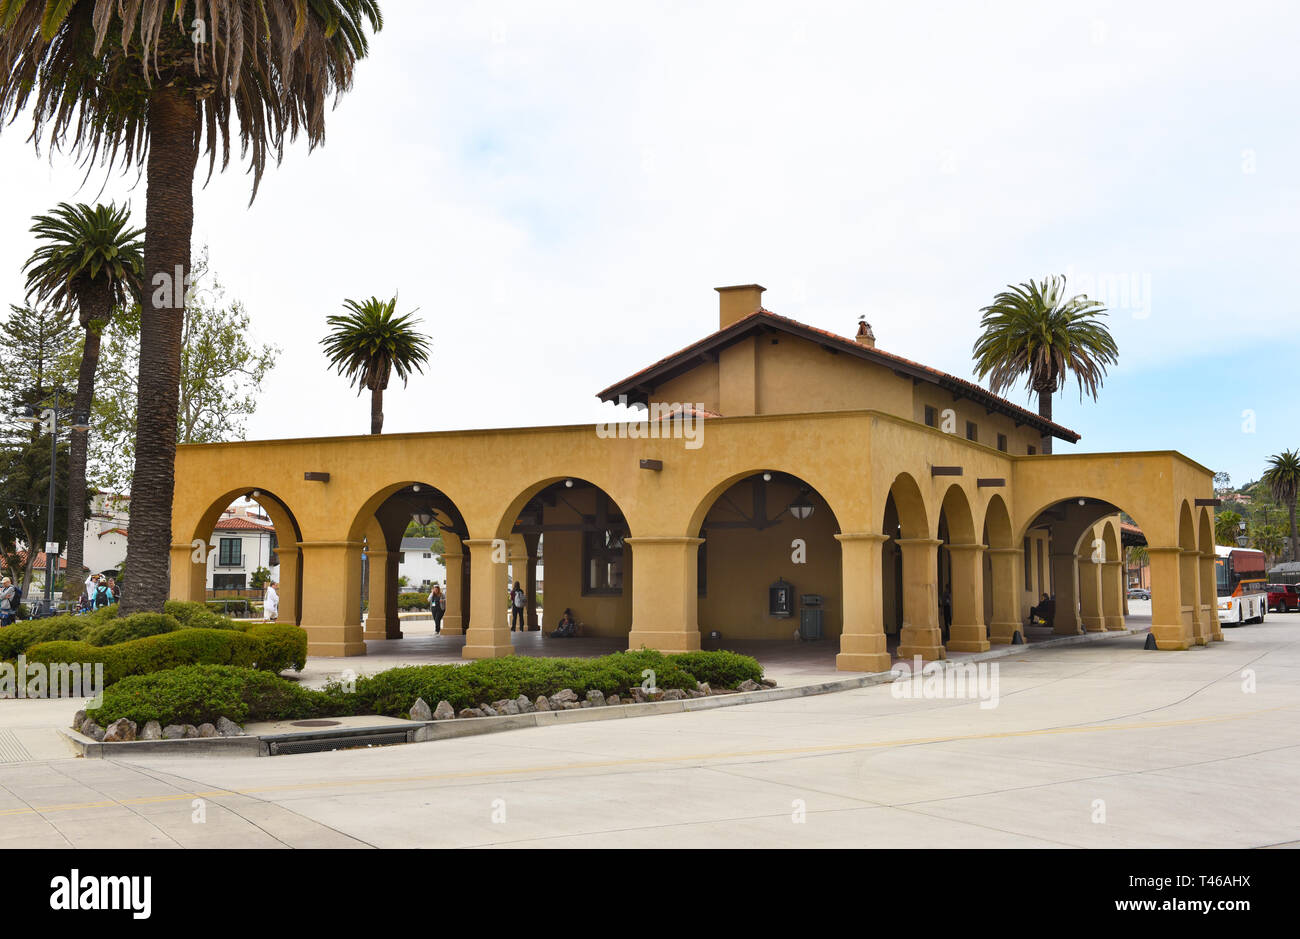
[1127,588,1150,600]
[1266,584,1299,613]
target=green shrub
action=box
[206,598,249,615]
[28,627,265,685]
[0,616,87,659]
[87,604,119,624]
[397,592,429,611]
[668,650,764,688]
[84,613,182,647]
[244,623,308,673]
[164,600,240,631]
[87,665,338,727]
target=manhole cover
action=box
[290,720,342,727]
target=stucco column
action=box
[625,536,702,653]
[170,541,205,602]
[1147,546,1189,650]
[298,540,366,657]
[363,549,389,640]
[276,544,302,626]
[1102,560,1125,630]
[440,548,464,635]
[896,538,945,661]
[1201,551,1223,642]
[524,532,540,630]
[946,543,989,652]
[985,547,1023,645]
[1049,551,1082,635]
[835,532,891,672]
[1078,555,1106,632]
[462,538,512,659]
[1183,548,1206,646]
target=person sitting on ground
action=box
[549,608,578,638]
[1028,593,1054,626]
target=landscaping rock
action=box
[182,725,199,739]
[216,717,244,737]
[737,679,762,692]
[759,679,777,688]
[457,708,479,719]
[501,699,520,715]
[697,682,712,695]
[562,701,581,710]
[162,724,187,740]
[630,687,649,704]
[141,721,163,741]
[534,696,551,711]
[688,689,704,698]
[607,694,620,706]
[103,718,136,742]
[580,700,592,708]
[71,709,86,731]
[197,723,218,738]
[515,694,533,713]
[80,720,105,741]
[480,704,498,717]
[586,689,606,707]
[493,699,511,712]
[551,688,578,704]
[433,700,456,721]
[409,697,433,722]
[662,688,687,701]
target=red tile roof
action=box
[15,551,85,571]
[597,308,1081,443]
[214,516,274,532]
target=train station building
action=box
[169,284,1219,670]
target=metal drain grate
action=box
[0,730,33,763]
[268,730,411,756]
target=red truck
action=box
[1267,584,1299,613]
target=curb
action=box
[62,626,1149,757]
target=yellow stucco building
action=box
[169,285,1220,670]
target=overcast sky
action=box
[1,1,1296,487]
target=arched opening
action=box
[349,482,471,641]
[499,477,633,640]
[186,488,303,626]
[690,471,840,645]
[937,484,986,653]
[882,473,943,660]
[981,494,1021,644]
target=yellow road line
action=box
[1,704,1292,819]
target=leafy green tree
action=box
[1,0,383,614]
[321,296,431,434]
[250,566,271,589]
[0,432,82,594]
[1261,450,1300,565]
[972,276,1118,454]
[1214,509,1242,547]
[404,518,446,557]
[87,251,279,493]
[23,201,144,601]
[1252,524,1285,566]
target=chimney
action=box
[715,284,766,330]
[855,316,876,348]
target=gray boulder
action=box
[182,724,199,739]
[697,682,712,695]
[607,694,621,706]
[759,679,777,688]
[534,696,551,711]
[433,700,456,721]
[500,699,520,715]
[162,724,187,740]
[580,700,592,708]
[103,718,137,742]
[662,688,687,701]
[141,721,163,741]
[630,687,649,704]
[457,708,480,719]
[480,704,499,717]
[551,688,578,704]
[585,689,606,707]
[80,720,105,741]
[216,717,244,737]
[737,679,762,692]
[196,723,218,738]
[409,697,433,722]
[71,709,86,731]
[515,694,533,713]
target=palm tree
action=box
[1261,450,1300,564]
[972,276,1118,454]
[1214,509,1242,547]
[24,201,143,602]
[0,1,382,614]
[322,297,431,434]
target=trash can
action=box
[799,594,823,640]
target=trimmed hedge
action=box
[668,650,763,689]
[87,665,334,727]
[397,592,429,611]
[243,623,309,673]
[0,616,87,659]
[164,600,241,631]
[84,613,182,647]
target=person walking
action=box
[510,580,526,632]
[0,577,19,626]
[264,581,279,622]
[91,578,112,610]
[108,577,121,604]
[429,583,444,634]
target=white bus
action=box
[1215,545,1268,625]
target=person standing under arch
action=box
[510,581,526,631]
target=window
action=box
[217,538,241,567]
[1024,537,1033,590]
[924,405,937,428]
[966,421,978,442]
[213,573,245,591]
[269,532,279,568]
[583,528,625,595]
[997,433,1008,452]
[423,552,432,559]
[1028,445,1037,455]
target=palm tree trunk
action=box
[62,314,104,602]
[1036,388,1053,455]
[370,386,384,435]
[120,88,199,615]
